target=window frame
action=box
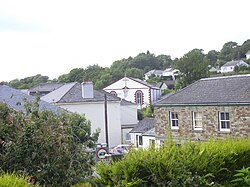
[219,112,230,132]
[169,111,179,130]
[192,111,203,131]
[135,90,143,105]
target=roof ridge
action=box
[200,74,250,81]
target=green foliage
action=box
[93,138,250,186]
[232,167,250,187]
[0,101,99,187]
[0,172,37,187]
[142,105,154,118]
[8,74,49,89]
[174,49,209,88]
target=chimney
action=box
[81,81,94,99]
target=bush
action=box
[0,101,99,187]
[94,138,250,186]
[0,172,37,187]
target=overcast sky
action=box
[0,0,249,82]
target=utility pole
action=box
[104,94,109,148]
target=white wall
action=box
[221,66,234,73]
[142,136,156,149]
[120,104,138,125]
[121,128,132,144]
[56,101,121,147]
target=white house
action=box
[162,68,179,80]
[120,99,138,144]
[41,82,123,148]
[144,70,163,80]
[103,76,161,109]
[220,60,249,73]
[129,118,155,149]
[246,50,250,60]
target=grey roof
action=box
[0,85,62,113]
[120,99,136,106]
[221,60,248,67]
[42,82,121,103]
[145,70,163,75]
[29,83,65,92]
[246,50,250,55]
[142,128,155,136]
[155,74,250,106]
[130,118,155,133]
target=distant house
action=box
[246,50,250,60]
[41,82,138,147]
[209,67,220,73]
[129,118,155,149]
[0,85,61,113]
[144,70,163,80]
[103,76,161,109]
[29,83,65,96]
[154,74,250,144]
[220,60,249,73]
[162,68,179,80]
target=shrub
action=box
[94,138,250,186]
[0,172,37,187]
[0,101,99,187]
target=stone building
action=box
[154,75,250,143]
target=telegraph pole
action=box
[104,94,109,148]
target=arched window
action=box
[135,90,143,105]
[110,91,117,96]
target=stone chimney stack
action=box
[81,81,94,99]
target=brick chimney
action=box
[81,81,94,99]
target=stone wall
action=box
[154,105,250,141]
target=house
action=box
[129,118,155,149]
[120,99,138,144]
[28,83,65,96]
[156,80,175,94]
[246,50,250,60]
[0,84,61,113]
[154,74,250,144]
[220,60,249,73]
[162,68,179,80]
[144,70,163,80]
[209,67,220,73]
[103,76,161,109]
[41,81,138,147]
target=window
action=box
[149,139,155,147]
[125,133,131,141]
[192,112,202,130]
[170,112,179,129]
[135,90,143,105]
[110,91,117,96]
[138,135,143,145]
[219,112,230,132]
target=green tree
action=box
[0,101,99,186]
[219,41,239,61]
[174,49,209,88]
[206,50,219,66]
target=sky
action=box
[0,0,249,82]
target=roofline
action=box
[56,100,121,105]
[154,103,250,107]
[57,82,77,103]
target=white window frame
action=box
[219,112,230,132]
[192,111,202,131]
[170,112,179,130]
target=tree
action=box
[174,49,209,88]
[0,101,99,186]
[206,50,219,66]
[219,41,238,61]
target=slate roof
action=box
[0,85,62,113]
[221,60,248,67]
[42,82,121,103]
[142,128,155,136]
[130,118,155,133]
[145,70,163,75]
[120,99,136,106]
[29,83,65,92]
[246,50,250,55]
[154,74,250,106]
